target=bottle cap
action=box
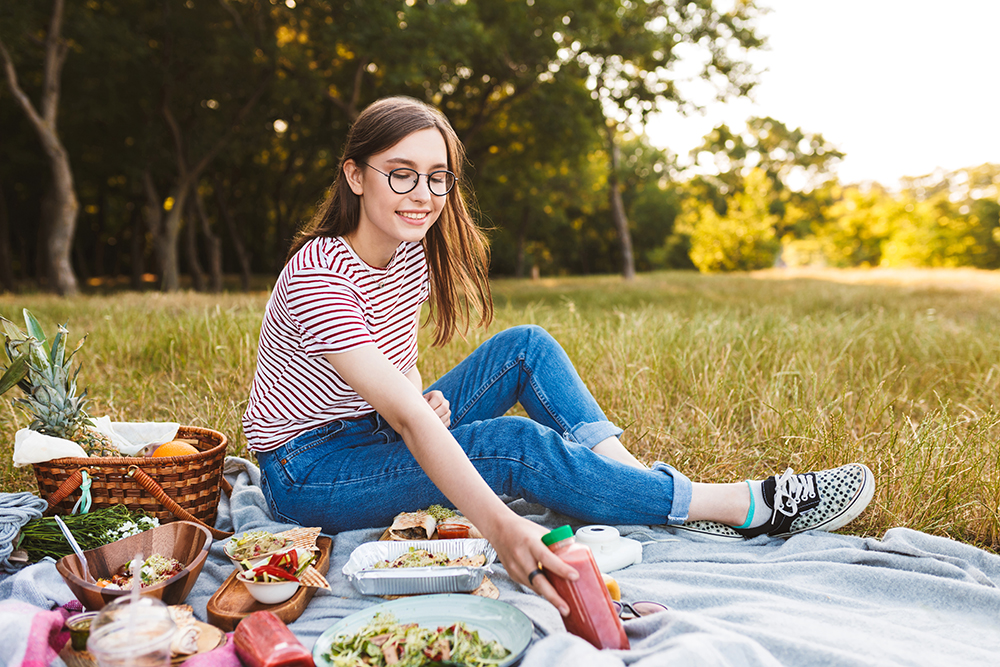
[542,525,574,546]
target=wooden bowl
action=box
[55,520,212,611]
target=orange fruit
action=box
[152,440,199,457]
[602,573,621,601]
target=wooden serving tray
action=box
[206,535,331,632]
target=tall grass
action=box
[3,268,999,550]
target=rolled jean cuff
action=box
[652,462,693,525]
[565,421,624,449]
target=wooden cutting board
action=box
[206,535,331,632]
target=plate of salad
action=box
[313,594,533,667]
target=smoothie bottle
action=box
[542,525,629,650]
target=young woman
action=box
[243,96,875,615]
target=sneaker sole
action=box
[670,520,745,542]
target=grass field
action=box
[2,267,999,550]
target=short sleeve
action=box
[285,268,374,356]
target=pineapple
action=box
[0,309,117,457]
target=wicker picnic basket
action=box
[32,425,232,539]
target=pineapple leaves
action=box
[0,354,29,396]
[0,316,24,351]
[23,309,51,359]
[50,326,68,370]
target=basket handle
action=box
[44,469,89,511]
[128,466,233,540]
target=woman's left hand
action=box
[423,390,451,428]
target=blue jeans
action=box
[257,325,693,532]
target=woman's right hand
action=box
[487,514,579,616]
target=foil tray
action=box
[343,539,496,596]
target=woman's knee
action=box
[491,324,559,357]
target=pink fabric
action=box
[182,632,242,667]
[19,600,81,667]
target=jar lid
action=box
[541,525,573,546]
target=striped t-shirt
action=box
[243,236,430,452]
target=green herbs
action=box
[373,548,451,570]
[424,505,457,522]
[325,613,509,667]
[16,505,159,563]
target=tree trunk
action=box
[606,126,636,280]
[142,170,168,283]
[160,203,183,291]
[159,74,270,291]
[128,201,145,290]
[182,197,204,291]
[191,187,222,292]
[0,181,15,291]
[0,0,79,295]
[214,174,252,291]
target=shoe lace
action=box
[770,468,817,522]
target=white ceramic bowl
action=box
[236,571,300,605]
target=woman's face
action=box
[346,127,449,254]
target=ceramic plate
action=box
[312,594,533,667]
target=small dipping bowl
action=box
[236,571,300,605]
[435,522,470,540]
[66,611,99,651]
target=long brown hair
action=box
[287,96,493,346]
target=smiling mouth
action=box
[398,211,429,221]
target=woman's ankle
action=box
[688,481,752,526]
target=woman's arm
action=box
[405,366,451,427]
[326,346,577,613]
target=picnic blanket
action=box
[3,456,1000,666]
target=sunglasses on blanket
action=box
[612,600,669,620]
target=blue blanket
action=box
[3,457,1000,666]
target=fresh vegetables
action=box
[324,612,509,667]
[371,547,487,570]
[96,553,184,589]
[15,505,159,563]
[424,505,457,522]
[227,530,290,561]
[240,548,315,583]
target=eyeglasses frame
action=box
[358,161,456,197]
[611,600,669,620]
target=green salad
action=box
[325,612,510,667]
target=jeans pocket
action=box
[268,421,348,485]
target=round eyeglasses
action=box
[611,600,669,620]
[359,161,456,197]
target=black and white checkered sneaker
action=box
[674,463,876,541]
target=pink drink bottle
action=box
[542,525,629,650]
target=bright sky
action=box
[646,0,1000,188]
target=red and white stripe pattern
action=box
[243,236,429,452]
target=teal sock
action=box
[735,480,768,529]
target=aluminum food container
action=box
[343,539,496,596]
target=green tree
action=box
[692,116,844,237]
[684,168,779,272]
[813,184,897,268]
[0,0,78,295]
[565,0,766,278]
[617,134,688,270]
